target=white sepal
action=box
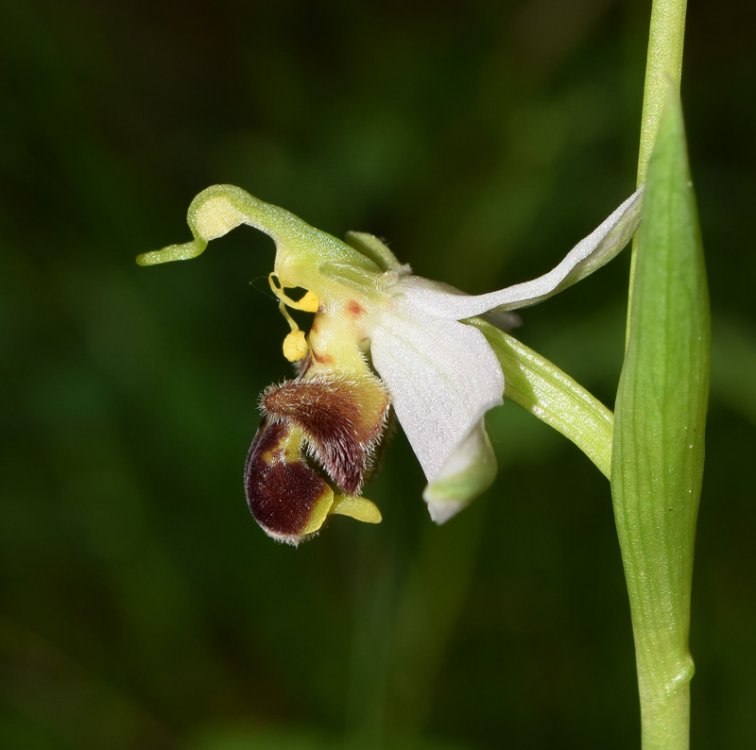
[369,300,503,487]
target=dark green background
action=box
[2,1,754,748]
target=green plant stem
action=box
[628,0,688,334]
[637,0,688,185]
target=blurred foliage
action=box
[1,1,754,748]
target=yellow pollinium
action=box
[269,273,320,312]
[269,273,321,363]
[283,330,308,362]
[291,290,319,313]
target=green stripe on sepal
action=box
[611,92,709,750]
[423,420,498,524]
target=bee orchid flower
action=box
[137,185,642,545]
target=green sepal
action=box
[470,318,614,479]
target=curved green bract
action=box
[612,93,708,750]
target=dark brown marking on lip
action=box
[244,418,331,543]
[261,375,390,495]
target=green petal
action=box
[344,231,405,273]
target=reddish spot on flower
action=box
[312,350,334,365]
[347,299,364,316]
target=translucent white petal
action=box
[369,302,504,484]
[393,188,643,320]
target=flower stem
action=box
[627,0,688,332]
[636,0,688,185]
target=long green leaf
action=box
[611,94,709,750]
